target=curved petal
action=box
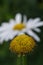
[23,15,27,24]
[33,28,41,32]
[27,18,40,24]
[34,22,43,27]
[26,19,34,29]
[0,20,15,32]
[33,18,40,23]
[15,13,22,24]
[26,30,40,42]
[26,18,43,29]
[0,30,18,42]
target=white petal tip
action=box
[15,13,22,23]
[36,39,40,42]
[0,41,3,44]
[15,13,21,19]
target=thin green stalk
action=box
[16,54,22,65]
[22,55,27,65]
[16,54,27,65]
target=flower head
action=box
[0,13,43,43]
[9,34,36,54]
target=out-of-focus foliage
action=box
[0,0,43,65]
[0,0,43,22]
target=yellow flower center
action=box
[9,34,36,54]
[13,24,25,30]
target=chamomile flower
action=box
[0,13,43,43]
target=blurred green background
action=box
[0,0,43,65]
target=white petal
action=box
[2,19,15,29]
[9,19,16,26]
[26,20,43,30]
[28,18,40,24]
[9,19,17,29]
[0,26,12,32]
[1,22,9,27]
[0,21,15,32]
[34,22,43,27]
[15,13,22,24]
[18,32,24,35]
[28,18,33,22]
[33,28,41,32]
[0,39,4,44]
[23,15,27,24]
[33,18,40,23]
[0,27,7,32]
[0,31,10,42]
[26,18,40,29]
[18,28,26,35]
[0,22,10,32]
[0,30,18,42]
[0,18,16,32]
[26,30,40,42]
[4,31,18,41]
[26,19,34,29]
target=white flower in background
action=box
[0,13,43,43]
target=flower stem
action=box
[16,54,27,65]
[22,55,27,65]
[16,54,21,65]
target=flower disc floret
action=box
[13,24,25,30]
[9,34,36,54]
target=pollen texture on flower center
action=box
[9,34,36,54]
[13,24,25,30]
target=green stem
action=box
[22,55,27,65]
[16,54,21,65]
[16,54,27,65]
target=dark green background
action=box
[0,0,43,65]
